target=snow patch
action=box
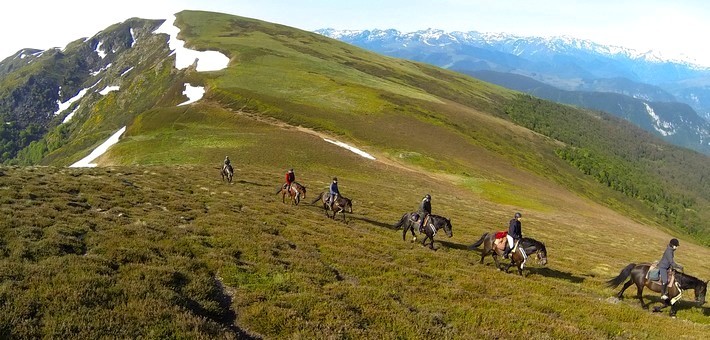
[69,126,126,167]
[643,102,676,136]
[62,107,79,124]
[95,41,106,59]
[54,87,91,116]
[323,138,376,160]
[154,15,229,72]
[177,84,205,106]
[130,28,137,47]
[90,63,112,76]
[99,86,120,95]
[120,67,134,77]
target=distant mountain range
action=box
[317,28,710,154]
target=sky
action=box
[2,0,710,65]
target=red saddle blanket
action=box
[493,231,507,251]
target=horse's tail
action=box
[310,192,324,205]
[468,233,489,250]
[393,213,409,230]
[606,263,636,288]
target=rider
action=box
[223,156,232,172]
[284,168,295,193]
[658,238,683,300]
[328,177,340,210]
[417,194,432,233]
[502,212,522,259]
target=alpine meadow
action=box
[0,10,709,339]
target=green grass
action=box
[2,9,709,338]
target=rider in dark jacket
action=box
[223,156,232,172]
[502,212,522,259]
[658,238,682,300]
[328,177,340,209]
[418,194,432,232]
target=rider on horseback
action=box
[328,177,340,210]
[284,169,295,193]
[658,238,683,300]
[418,194,432,233]
[502,212,522,259]
[223,156,232,172]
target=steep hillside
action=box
[0,9,709,337]
[467,70,710,155]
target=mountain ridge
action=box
[0,10,708,337]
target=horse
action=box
[468,232,548,275]
[221,165,234,183]
[310,192,352,222]
[394,212,453,250]
[275,182,306,205]
[606,263,707,316]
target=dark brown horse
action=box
[310,192,352,222]
[275,182,306,205]
[606,263,707,316]
[220,165,233,183]
[468,232,548,275]
[394,212,452,250]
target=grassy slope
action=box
[2,10,709,338]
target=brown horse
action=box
[606,263,707,316]
[310,192,352,222]
[275,182,306,205]
[468,232,548,275]
[220,165,233,183]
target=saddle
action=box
[411,214,434,234]
[647,262,676,287]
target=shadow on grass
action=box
[667,300,709,314]
[529,267,585,283]
[438,240,470,251]
[350,216,398,229]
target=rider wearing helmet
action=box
[658,238,683,300]
[418,194,432,233]
[502,212,522,259]
[223,156,232,172]
[328,177,340,209]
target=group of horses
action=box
[272,180,353,222]
[223,167,706,317]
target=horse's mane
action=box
[677,271,704,286]
[521,237,546,253]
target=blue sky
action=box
[2,0,710,65]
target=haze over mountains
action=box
[0,10,709,338]
[317,28,710,154]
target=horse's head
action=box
[695,280,707,305]
[443,218,453,238]
[537,242,548,266]
[344,198,353,213]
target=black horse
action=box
[310,192,353,222]
[394,212,453,250]
[221,164,234,183]
[468,232,548,275]
[607,263,707,316]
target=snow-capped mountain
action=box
[317,28,710,154]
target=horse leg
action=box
[636,285,647,309]
[617,280,634,299]
[410,225,417,242]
